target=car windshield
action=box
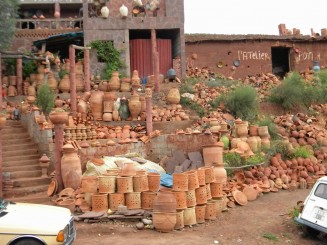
[0,198,8,211]
[314,183,327,200]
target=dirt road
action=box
[74,188,325,245]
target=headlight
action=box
[57,225,69,242]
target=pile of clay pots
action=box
[152,105,190,122]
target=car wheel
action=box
[12,238,44,245]
[303,226,320,238]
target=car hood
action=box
[0,202,72,235]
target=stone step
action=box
[4,185,50,199]
[7,191,52,204]
[3,154,40,162]
[2,132,31,140]
[2,127,27,134]
[3,148,39,157]
[2,153,41,162]
[3,164,41,173]
[8,170,42,179]
[2,137,32,144]
[3,142,38,151]
[13,176,51,188]
[3,159,39,167]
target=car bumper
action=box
[294,216,327,234]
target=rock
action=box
[136,222,145,230]
[142,218,152,225]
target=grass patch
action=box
[262,233,278,242]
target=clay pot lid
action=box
[242,186,258,201]
[80,141,90,148]
[106,140,116,146]
[62,143,75,152]
[270,187,279,193]
[232,190,248,206]
[91,158,105,166]
[47,178,58,197]
[40,154,50,163]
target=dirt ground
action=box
[73,188,326,245]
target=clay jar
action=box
[59,74,70,93]
[61,143,82,190]
[166,86,180,105]
[212,161,227,184]
[120,77,131,92]
[108,71,120,91]
[152,212,177,233]
[75,74,85,92]
[128,93,142,121]
[202,142,224,166]
[47,72,58,92]
[131,70,141,91]
[236,122,248,138]
[121,162,136,176]
[89,86,104,120]
[152,188,177,213]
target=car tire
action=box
[12,238,44,245]
[303,226,320,238]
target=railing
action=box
[18,0,92,4]
[16,18,83,30]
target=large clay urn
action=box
[152,188,177,213]
[128,93,141,121]
[89,86,104,120]
[166,86,180,105]
[108,71,120,92]
[47,72,58,92]
[202,142,224,166]
[212,161,227,184]
[131,70,141,91]
[49,111,69,125]
[75,74,85,92]
[61,143,82,190]
[59,74,70,93]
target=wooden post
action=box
[54,124,65,192]
[69,45,77,117]
[151,29,160,92]
[16,58,23,95]
[84,49,91,92]
[145,88,153,135]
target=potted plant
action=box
[48,108,69,125]
[35,83,55,118]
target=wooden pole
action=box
[84,49,91,92]
[54,124,65,193]
[69,45,77,117]
[151,29,160,92]
[16,58,23,96]
[145,88,153,135]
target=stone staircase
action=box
[2,120,51,199]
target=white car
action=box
[0,198,76,245]
[294,176,327,236]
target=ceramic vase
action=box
[61,144,82,190]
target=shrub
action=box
[36,84,55,116]
[220,85,259,122]
[263,140,290,159]
[180,97,205,117]
[257,116,280,140]
[291,146,313,158]
[268,72,324,111]
[223,152,242,167]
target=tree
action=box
[0,0,19,50]
[36,84,55,117]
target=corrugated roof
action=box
[185,33,327,43]
[33,31,84,49]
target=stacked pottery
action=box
[128,93,142,121]
[103,92,117,122]
[152,188,177,233]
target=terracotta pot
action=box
[249,125,259,136]
[206,183,212,200]
[47,73,58,92]
[258,126,269,138]
[76,74,85,92]
[236,122,248,138]
[49,111,69,125]
[186,189,196,207]
[98,175,116,193]
[58,198,75,213]
[211,196,226,214]
[61,144,82,189]
[89,89,104,120]
[210,182,224,198]
[173,191,187,210]
[183,207,197,226]
[205,201,217,220]
[147,172,161,192]
[109,193,125,211]
[195,204,206,224]
[141,191,157,210]
[116,176,133,193]
[108,71,120,91]
[202,143,224,166]
[121,162,136,176]
[212,162,227,184]
[231,138,242,149]
[201,166,216,184]
[91,193,108,212]
[125,192,141,209]
[247,136,258,152]
[153,212,177,233]
[59,74,70,93]
[195,186,207,205]
[175,210,185,230]
[81,176,98,193]
[197,168,206,186]
[187,170,199,190]
[133,174,149,192]
[131,70,141,91]
[166,86,180,105]
[152,189,177,213]
[120,77,131,92]
[128,94,142,121]
[172,173,188,191]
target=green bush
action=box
[268,72,324,111]
[36,84,55,116]
[220,85,259,122]
[263,140,290,159]
[223,152,242,167]
[245,154,266,165]
[291,146,313,158]
[180,97,205,117]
